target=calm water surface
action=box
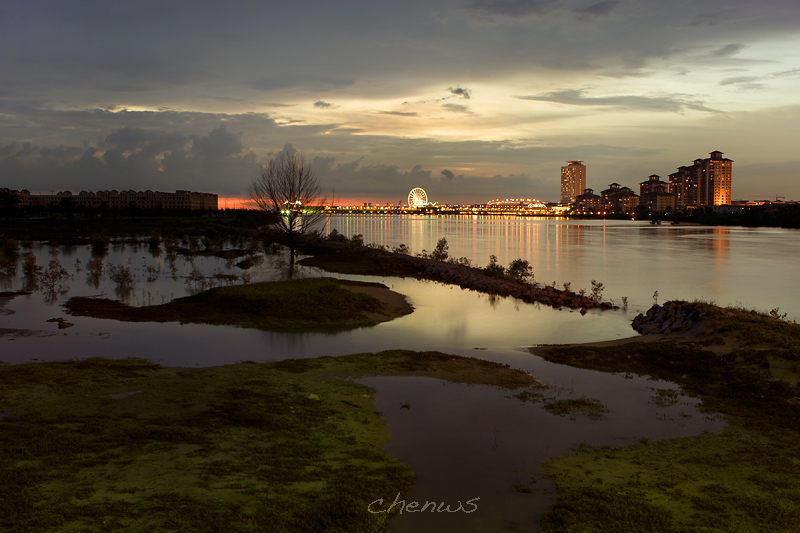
[0,234,734,531]
[327,215,800,321]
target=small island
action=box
[64,277,413,332]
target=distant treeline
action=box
[656,204,800,229]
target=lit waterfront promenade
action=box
[326,198,565,217]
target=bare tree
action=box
[249,150,327,262]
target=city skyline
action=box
[2,1,799,205]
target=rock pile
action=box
[631,301,701,334]
[417,259,613,311]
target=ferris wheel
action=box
[407,187,428,208]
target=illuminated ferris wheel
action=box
[407,187,428,208]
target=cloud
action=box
[772,68,800,79]
[449,87,472,99]
[719,76,759,86]
[465,0,559,18]
[516,88,722,113]
[718,68,800,89]
[710,43,746,58]
[572,1,620,20]
[442,103,472,114]
[377,111,419,117]
[0,124,259,195]
[313,156,550,203]
[314,101,333,108]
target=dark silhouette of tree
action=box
[0,189,20,221]
[249,151,326,262]
[59,196,75,221]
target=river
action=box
[327,215,800,321]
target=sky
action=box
[1,0,799,205]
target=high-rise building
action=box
[560,161,586,204]
[669,151,732,207]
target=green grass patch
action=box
[64,277,412,332]
[541,428,800,532]
[543,397,608,420]
[0,351,535,532]
[536,308,800,532]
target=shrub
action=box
[429,237,449,262]
[22,253,43,283]
[107,263,135,291]
[90,234,109,256]
[40,258,70,293]
[506,259,533,283]
[590,279,605,302]
[393,243,410,255]
[484,255,506,279]
[327,229,347,243]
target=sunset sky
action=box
[2,0,799,205]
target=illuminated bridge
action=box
[477,198,551,215]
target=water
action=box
[326,215,800,321]
[0,225,751,530]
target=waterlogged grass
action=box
[536,307,800,532]
[64,277,413,332]
[0,351,534,532]
[543,397,608,421]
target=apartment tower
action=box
[669,151,732,207]
[561,161,586,204]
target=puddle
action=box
[359,367,725,532]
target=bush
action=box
[327,229,347,243]
[590,279,605,302]
[90,234,109,256]
[506,259,533,283]
[107,263,135,291]
[40,258,70,293]
[483,255,506,279]
[429,237,449,262]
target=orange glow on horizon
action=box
[216,196,400,209]
[217,197,256,209]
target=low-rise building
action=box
[12,189,218,211]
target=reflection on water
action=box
[0,236,731,530]
[364,370,724,532]
[326,215,800,320]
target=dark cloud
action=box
[516,89,721,113]
[449,87,472,99]
[377,111,419,117]
[314,101,333,108]
[442,103,472,113]
[465,0,559,18]
[572,1,620,20]
[441,169,455,181]
[0,124,258,195]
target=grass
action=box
[543,397,608,421]
[534,305,800,532]
[63,277,413,332]
[0,351,535,532]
